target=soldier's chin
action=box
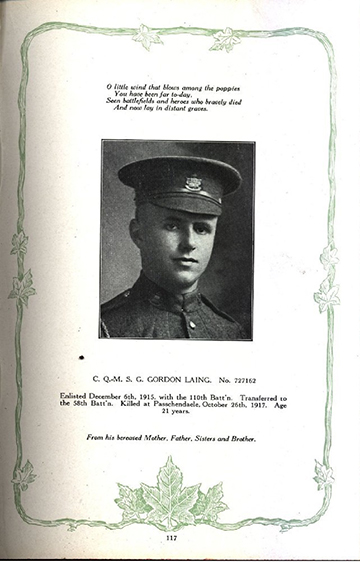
[165,271,200,293]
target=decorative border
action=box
[10,23,338,533]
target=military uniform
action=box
[100,273,244,340]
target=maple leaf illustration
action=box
[8,269,36,307]
[10,231,29,256]
[313,460,335,490]
[314,278,340,313]
[191,482,228,522]
[115,485,151,522]
[210,27,241,52]
[132,24,163,51]
[114,457,231,530]
[141,456,200,530]
[12,460,37,491]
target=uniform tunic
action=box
[100,273,244,340]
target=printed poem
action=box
[105,83,243,112]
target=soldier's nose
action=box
[179,229,196,252]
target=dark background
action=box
[100,140,255,339]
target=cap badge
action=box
[185,177,202,191]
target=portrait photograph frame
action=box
[100,139,255,340]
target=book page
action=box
[1,0,359,559]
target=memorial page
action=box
[1,0,359,559]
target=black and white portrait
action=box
[100,140,254,340]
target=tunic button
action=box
[189,320,196,330]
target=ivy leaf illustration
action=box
[141,456,199,529]
[210,27,241,52]
[313,460,335,490]
[314,278,340,313]
[115,484,151,521]
[320,244,339,270]
[132,24,163,51]
[10,231,29,256]
[191,482,228,522]
[12,460,37,491]
[8,269,36,307]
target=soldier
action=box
[100,156,245,339]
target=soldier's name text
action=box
[91,375,256,384]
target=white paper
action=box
[1,0,359,559]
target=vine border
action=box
[10,23,338,533]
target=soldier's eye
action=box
[194,223,211,235]
[165,222,179,231]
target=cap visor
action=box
[141,195,222,216]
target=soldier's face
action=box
[130,203,218,294]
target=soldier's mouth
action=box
[173,257,198,263]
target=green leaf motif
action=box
[10,231,29,256]
[114,457,230,530]
[190,489,206,516]
[12,460,37,491]
[320,244,339,270]
[140,485,165,524]
[191,482,228,522]
[141,456,199,529]
[8,269,36,307]
[313,460,335,490]
[314,277,340,313]
[210,27,241,52]
[114,485,151,522]
[132,24,163,51]
[172,484,200,524]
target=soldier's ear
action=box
[129,218,143,248]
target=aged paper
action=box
[1,0,360,559]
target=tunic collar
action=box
[132,272,202,314]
